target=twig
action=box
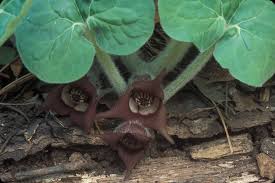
[185,107,215,117]
[0,105,32,145]
[0,131,17,154]
[0,63,11,73]
[225,82,229,117]
[13,81,34,100]
[0,159,97,182]
[0,57,19,75]
[49,111,65,128]
[0,102,36,106]
[94,120,102,134]
[0,133,5,141]
[0,73,35,96]
[3,105,30,123]
[0,72,10,79]
[211,100,233,153]
[24,120,42,142]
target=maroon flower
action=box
[44,76,97,133]
[101,120,152,179]
[97,71,174,144]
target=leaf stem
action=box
[164,47,214,102]
[86,30,127,94]
[95,48,127,94]
[121,40,191,78]
[149,40,191,75]
[120,53,145,74]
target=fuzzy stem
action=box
[120,53,145,74]
[149,40,192,75]
[121,40,191,77]
[95,48,127,95]
[164,47,214,102]
[86,31,127,94]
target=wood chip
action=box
[228,87,260,112]
[271,121,275,137]
[261,138,275,159]
[190,134,253,159]
[167,117,223,139]
[193,76,228,104]
[226,111,273,131]
[256,153,275,180]
[0,119,104,162]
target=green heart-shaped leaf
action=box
[76,0,91,19]
[87,0,155,55]
[214,0,275,86]
[15,0,95,83]
[0,0,32,46]
[159,0,275,87]
[158,0,226,51]
[220,0,241,21]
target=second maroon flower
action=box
[44,76,97,133]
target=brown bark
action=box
[9,155,270,183]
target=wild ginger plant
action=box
[1,0,275,178]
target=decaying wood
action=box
[167,116,223,139]
[228,87,261,112]
[256,153,275,180]
[0,94,273,183]
[0,118,104,163]
[271,121,275,136]
[226,111,273,131]
[190,134,253,159]
[0,130,17,154]
[0,107,225,163]
[18,155,270,183]
[0,108,270,163]
[0,152,97,182]
[261,138,275,159]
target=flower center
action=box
[132,90,154,108]
[69,88,89,103]
[120,133,144,151]
[129,90,161,115]
[61,86,90,112]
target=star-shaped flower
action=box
[97,71,174,144]
[44,76,97,133]
[101,120,152,179]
